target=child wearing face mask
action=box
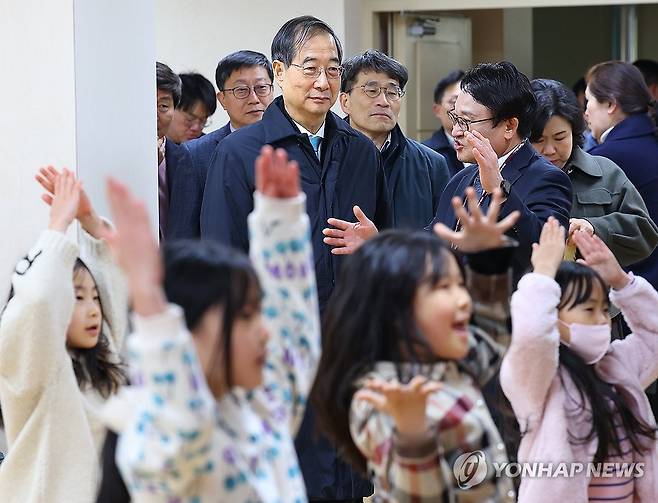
[0,168,127,503]
[101,147,320,502]
[502,218,658,502]
[312,188,520,502]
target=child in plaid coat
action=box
[312,189,518,502]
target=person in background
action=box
[633,59,658,123]
[572,76,597,150]
[529,78,658,268]
[585,61,658,292]
[167,72,217,144]
[167,51,274,240]
[338,50,449,229]
[423,69,466,177]
[155,61,183,241]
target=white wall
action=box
[155,1,349,131]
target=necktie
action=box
[472,173,485,200]
[309,135,322,159]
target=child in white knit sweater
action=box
[0,168,127,503]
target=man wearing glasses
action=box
[167,72,217,144]
[166,51,274,240]
[200,15,390,502]
[430,61,572,282]
[338,50,449,229]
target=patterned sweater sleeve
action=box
[247,192,320,436]
[0,230,78,423]
[500,273,561,435]
[77,221,129,355]
[350,397,445,502]
[116,304,217,497]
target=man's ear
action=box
[272,60,286,86]
[431,102,443,120]
[505,117,520,140]
[339,92,350,115]
[216,91,227,110]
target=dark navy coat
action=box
[201,96,391,308]
[589,113,658,289]
[430,141,572,283]
[422,127,465,178]
[165,123,233,240]
[376,123,450,229]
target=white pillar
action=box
[0,0,157,305]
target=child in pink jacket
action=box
[502,217,658,502]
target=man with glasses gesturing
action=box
[430,61,572,283]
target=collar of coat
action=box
[606,113,656,142]
[261,96,359,144]
[565,146,603,178]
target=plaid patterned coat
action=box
[350,247,518,502]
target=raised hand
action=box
[354,376,441,436]
[568,218,594,241]
[102,178,166,316]
[573,231,630,290]
[433,187,519,253]
[466,130,502,193]
[48,171,81,232]
[530,217,566,278]
[36,166,104,238]
[322,206,378,256]
[255,146,300,199]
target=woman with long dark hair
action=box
[502,219,658,502]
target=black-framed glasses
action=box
[289,63,343,80]
[221,84,273,99]
[447,110,494,132]
[347,84,405,101]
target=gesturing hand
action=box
[530,217,566,279]
[255,146,300,199]
[48,171,81,233]
[354,376,441,436]
[466,130,502,193]
[322,206,378,255]
[573,231,630,290]
[102,178,166,316]
[433,187,519,253]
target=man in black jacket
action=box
[200,16,390,501]
[423,69,466,177]
[339,50,449,229]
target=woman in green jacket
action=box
[529,78,658,267]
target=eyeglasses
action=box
[347,84,405,101]
[221,84,274,99]
[447,110,494,132]
[182,112,211,129]
[289,63,343,80]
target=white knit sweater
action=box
[0,227,127,503]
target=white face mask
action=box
[559,320,611,365]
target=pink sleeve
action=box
[501,273,561,429]
[609,274,658,388]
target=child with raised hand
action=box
[312,187,520,502]
[104,146,320,502]
[501,218,658,502]
[0,168,127,503]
